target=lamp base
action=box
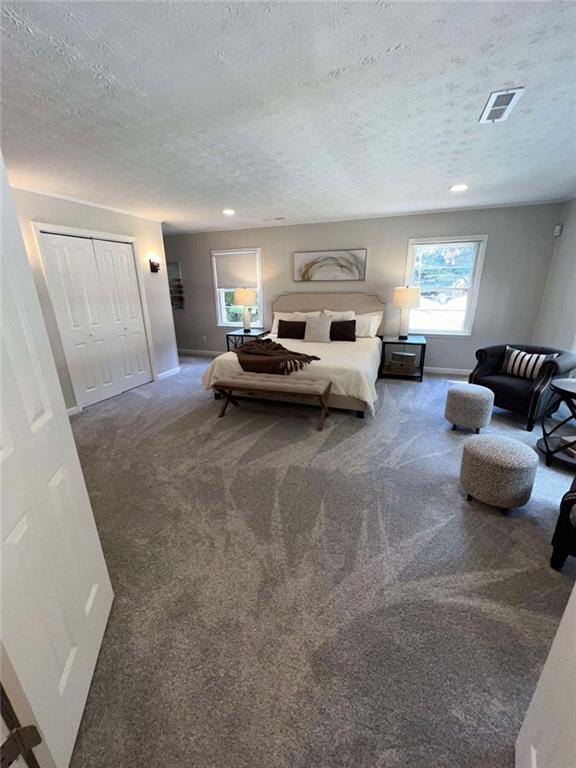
[242,306,251,334]
[398,334,409,341]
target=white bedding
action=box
[202,335,382,414]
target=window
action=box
[211,248,262,326]
[405,236,487,335]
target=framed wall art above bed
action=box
[293,249,367,282]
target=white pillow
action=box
[304,316,331,343]
[271,310,321,335]
[322,309,356,321]
[355,312,383,337]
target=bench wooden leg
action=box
[317,396,329,431]
[219,390,234,417]
[317,387,331,431]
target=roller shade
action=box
[212,249,258,290]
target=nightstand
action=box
[379,335,427,382]
[225,328,268,351]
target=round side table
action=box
[537,378,576,468]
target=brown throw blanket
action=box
[233,338,320,375]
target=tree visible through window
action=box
[407,237,486,334]
[218,289,261,325]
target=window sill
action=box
[409,330,472,338]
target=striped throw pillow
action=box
[503,346,557,380]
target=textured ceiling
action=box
[1,1,575,233]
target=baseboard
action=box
[67,405,82,416]
[424,367,470,376]
[157,366,181,380]
[178,348,222,358]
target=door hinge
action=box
[1,725,42,767]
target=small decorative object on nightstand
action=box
[392,286,420,340]
[234,287,257,333]
[226,328,268,352]
[379,335,426,382]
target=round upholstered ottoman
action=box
[445,383,494,433]
[460,435,538,515]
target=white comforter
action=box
[201,335,382,414]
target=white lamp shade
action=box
[393,286,420,309]
[234,287,257,306]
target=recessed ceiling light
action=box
[222,208,235,216]
[450,184,469,193]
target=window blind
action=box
[212,249,259,290]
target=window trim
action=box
[211,248,263,327]
[404,235,487,337]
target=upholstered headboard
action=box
[271,292,386,335]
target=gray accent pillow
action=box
[304,317,332,343]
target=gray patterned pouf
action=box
[445,383,494,433]
[460,435,538,514]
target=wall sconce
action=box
[149,254,161,273]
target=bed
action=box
[202,292,386,416]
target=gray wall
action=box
[13,188,179,409]
[533,199,576,351]
[165,203,562,370]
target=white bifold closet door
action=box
[40,234,152,408]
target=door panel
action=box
[5,289,53,432]
[2,161,113,767]
[92,239,152,391]
[39,234,120,407]
[132,331,148,373]
[40,234,152,408]
[117,334,134,377]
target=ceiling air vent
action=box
[479,87,524,123]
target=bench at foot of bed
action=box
[213,373,332,431]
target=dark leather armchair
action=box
[469,344,576,431]
[550,476,576,571]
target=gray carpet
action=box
[69,358,575,768]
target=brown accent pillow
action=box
[277,320,306,339]
[330,320,357,342]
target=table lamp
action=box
[234,287,257,333]
[393,286,420,340]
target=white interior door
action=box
[1,161,114,767]
[516,584,576,768]
[39,233,151,408]
[92,239,152,391]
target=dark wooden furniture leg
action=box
[550,547,568,571]
[550,482,576,571]
[218,390,230,417]
[419,342,426,381]
[317,397,329,430]
[317,385,331,431]
[219,389,235,417]
[317,397,327,431]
